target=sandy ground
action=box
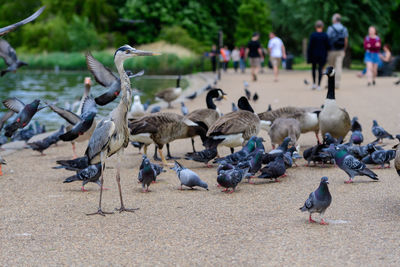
[1,69,400,266]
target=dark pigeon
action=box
[217,166,248,193]
[54,156,89,171]
[63,163,102,192]
[364,149,396,168]
[300,176,332,225]
[252,92,259,102]
[185,147,217,167]
[372,120,394,142]
[150,106,161,113]
[186,91,197,100]
[138,155,157,192]
[214,136,258,164]
[258,153,286,182]
[28,125,65,155]
[0,39,28,76]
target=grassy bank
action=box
[0,50,212,75]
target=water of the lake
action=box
[0,70,187,130]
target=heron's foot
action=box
[115,206,139,213]
[86,209,114,216]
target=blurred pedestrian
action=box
[239,46,246,73]
[231,46,240,72]
[268,32,286,82]
[327,13,348,89]
[246,32,263,81]
[364,26,381,86]
[210,44,217,73]
[307,20,330,90]
[220,46,230,72]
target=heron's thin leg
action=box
[115,151,139,213]
[87,152,113,216]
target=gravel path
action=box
[1,69,400,266]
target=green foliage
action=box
[234,0,271,46]
[67,15,102,51]
[158,26,208,54]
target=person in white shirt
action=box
[268,32,286,82]
[231,47,240,72]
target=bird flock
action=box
[1,7,400,223]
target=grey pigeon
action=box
[372,120,394,142]
[171,161,208,190]
[150,106,161,113]
[258,153,286,182]
[231,102,238,112]
[236,148,264,183]
[364,149,396,169]
[63,163,102,192]
[138,155,157,192]
[0,6,45,37]
[28,125,65,155]
[0,39,28,76]
[350,117,363,145]
[217,166,248,193]
[300,176,332,225]
[180,102,188,116]
[214,136,258,164]
[217,162,235,175]
[269,137,291,155]
[143,99,151,111]
[325,144,378,183]
[55,156,89,171]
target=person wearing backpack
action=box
[327,13,348,89]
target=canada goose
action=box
[269,118,301,147]
[156,75,182,108]
[319,67,351,139]
[258,106,320,142]
[206,97,260,154]
[129,112,204,165]
[185,88,227,152]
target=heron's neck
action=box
[113,59,132,123]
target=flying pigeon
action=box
[0,39,28,76]
[0,6,45,37]
[54,156,89,171]
[372,120,394,142]
[171,161,208,190]
[325,144,378,183]
[300,176,332,225]
[3,98,43,137]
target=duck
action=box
[319,66,351,139]
[185,88,227,152]
[268,118,301,148]
[258,106,320,142]
[206,97,260,154]
[155,75,182,108]
[128,95,145,119]
[129,112,204,165]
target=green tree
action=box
[234,0,271,47]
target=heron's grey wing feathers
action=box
[86,119,115,161]
[86,52,117,87]
[48,104,81,125]
[3,97,25,113]
[0,6,45,37]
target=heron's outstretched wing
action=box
[0,110,15,130]
[85,119,115,162]
[3,97,25,113]
[48,104,81,125]
[0,6,45,37]
[86,52,117,87]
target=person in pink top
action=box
[364,26,381,86]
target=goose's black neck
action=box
[206,91,217,110]
[176,76,181,88]
[238,97,254,113]
[326,75,335,100]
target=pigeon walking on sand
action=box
[217,166,248,193]
[350,117,363,145]
[171,161,208,190]
[63,163,103,192]
[138,155,158,192]
[300,176,332,225]
[364,149,396,169]
[28,125,65,155]
[258,153,286,182]
[372,120,394,142]
[185,147,217,167]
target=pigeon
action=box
[253,92,259,102]
[185,147,217,167]
[231,102,238,112]
[0,39,28,76]
[323,132,340,146]
[143,99,151,111]
[258,153,286,182]
[214,136,258,164]
[325,144,378,183]
[131,141,144,152]
[237,148,264,183]
[347,142,380,160]
[3,98,43,137]
[28,125,65,155]
[186,91,197,100]
[63,163,102,192]
[350,117,363,145]
[150,106,161,113]
[50,97,97,142]
[138,155,157,192]
[180,102,188,116]
[395,80,400,85]
[304,79,309,85]
[267,104,272,111]
[0,6,45,37]
[171,161,208,190]
[217,166,247,193]
[86,51,144,106]
[372,120,394,142]
[244,88,251,100]
[269,137,291,155]
[300,176,332,225]
[54,156,89,171]
[217,162,235,175]
[364,149,396,169]
[303,142,333,166]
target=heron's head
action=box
[114,45,160,63]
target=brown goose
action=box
[129,112,202,165]
[185,88,227,152]
[155,75,182,108]
[319,67,351,139]
[206,97,260,154]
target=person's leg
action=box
[372,63,378,84]
[311,62,316,86]
[334,50,345,89]
[240,58,245,73]
[317,62,323,87]
[366,61,373,85]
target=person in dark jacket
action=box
[307,20,330,90]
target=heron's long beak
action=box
[132,49,161,56]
